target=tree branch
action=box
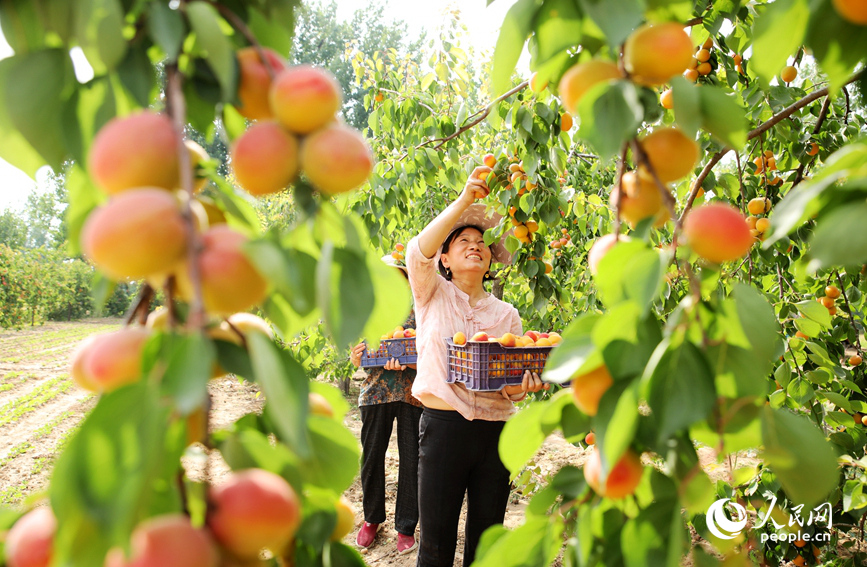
[208,1,278,78]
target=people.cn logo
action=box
[706,498,748,540]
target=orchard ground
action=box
[10,319,867,566]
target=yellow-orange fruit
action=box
[236,47,287,121]
[69,335,100,392]
[82,328,152,393]
[81,188,187,280]
[560,112,574,131]
[660,89,674,109]
[614,171,665,228]
[703,37,714,49]
[269,65,342,134]
[807,142,819,156]
[309,392,334,418]
[88,111,180,195]
[331,496,356,541]
[105,514,218,567]
[733,54,743,64]
[623,23,694,85]
[683,203,753,263]
[544,262,553,274]
[825,285,841,299]
[821,296,835,309]
[755,218,771,234]
[207,469,301,559]
[683,68,699,82]
[571,365,614,416]
[780,65,798,83]
[585,431,596,445]
[483,153,497,168]
[558,60,623,114]
[747,197,771,215]
[176,226,269,315]
[584,447,643,499]
[231,122,299,196]
[300,124,373,195]
[588,234,630,275]
[696,62,713,76]
[696,48,711,62]
[182,140,210,193]
[529,72,549,93]
[637,128,699,183]
[453,331,467,345]
[850,355,863,366]
[210,313,274,346]
[746,216,758,230]
[4,507,56,567]
[833,0,867,24]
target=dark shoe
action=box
[356,522,380,548]
[397,532,417,554]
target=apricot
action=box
[196,196,226,226]
[81,188,187,280]
[583,447,643,499]
[88,111,180,195]
[210,313,274,345]
[4,507,56,567]
[613,171,664,228]
[182,140,210,193]
[780,65,798,83]
[483,153,496,168]
[570,365,614,416]
[696,62,712,76]
[81,328,151,393]
[207,469,301,559]
[529,72,548,93]
[69,335,101,392]
[747,197,771,215]
[560,112,574,131]
[544,262,553,274]
[660,89,674,109]
[755,218,771,234]
[331,496,356,541]
[587,234,630,275]
[683,203,753,263]
[300,124,373,195]
[851,355,863,366]
[623,22,693,85]
[637,128,699,183]
[696,48,711,62]
[821,296,835,308]
[104,514,218,567]
[453,332,467,345]
[230,122,299,196]
[309,392,334,417]
[269,65,342,134]
[825,285,841,298]
[683,68,699,82]
[176,226,269,316]
[558,60,623,114]
[833,0,867,24]
[807,142,820,156]
[585,431,596,445]
[236,47,287,121]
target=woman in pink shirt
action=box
[406,165,547,567]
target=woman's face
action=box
[441,227,492,277]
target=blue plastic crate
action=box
[360,337,418,368]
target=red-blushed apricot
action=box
[483,153,496,168]
[81,188,187,280]
[4,507,56,567]
[207,469,301,559]
[175,226,269,315]
[88,111,180,195]
[69,335,100,392]
[331,496,356,541]
[611,171,665,228]
[587,234,630,275]
[269,65,342,134]
[623,22,693,85]
[209,313,274,346]
[833,0,867,24]
[309,392,334,417]
[683,203,753,263]
[236,47,287,121]
[230,122,299,196]
[571,365,614,416]
[558,60,623,114]
[300,124,373,195]
[583,448,643,499]
[83,328,151,393]
[104,514,218,567]
[637,128,699,183]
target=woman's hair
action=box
[438,225,493,282]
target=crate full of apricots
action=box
[445,331,561,391]
[360,326,417,368]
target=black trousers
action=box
[359,401,423,535]
[416,408,511,567]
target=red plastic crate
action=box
[444,338,554,391]
[360,337,418,368]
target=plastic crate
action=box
[444,338,554,391]
[360,337,418,368]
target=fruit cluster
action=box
[452,330,562,347]
[751,149,783,186]
[391,242,406,264]
[684,37,716,82]
[746,196,773,242]
[818,284,842,317]
[380,326,416,340]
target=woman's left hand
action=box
[502,371,549,398]
[384,358,407,371]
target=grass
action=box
[0,375,74,427]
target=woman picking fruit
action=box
[406,165,548,567]
[349,257,421,554]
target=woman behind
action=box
[406,166,547,567]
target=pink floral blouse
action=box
[406,237,523,421]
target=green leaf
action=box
[577,80,643,160]
[248,8,293,54]
[698,86,747,149]
[622,489,686,567]
[1,49,75,170]
[491,0,538,96]
[115,44,157,109]
[761,406,839,509]
[473,517,563,567]
[732,283,780,370]
[751,0,809,84]
[596,379,640,473]
[0,0,47,53]
[542,314,601,383]
[317,246,376,349]
[74,0,127,72]
[579,0,642,47]
[324,541,367,567]
[0,58,48,176]
[159,333,215,415]
[246,238,318,316]
[534,0,584,67]
[795,300,832,330]
[595,240,665,311]
[805,0,867,94]
[499,401,551,477]
[65,165,103,256]
[807,202,867,272]
[218,428,305,490]
[670,76,700,138]
[843,480,867,512]
[187,1,238,101]
[304,416,360,493]
[148,2,187,60]
[248,332,311,458]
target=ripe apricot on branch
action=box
[560,112,574,131]
[529,72,548,93]
[82,328,152,393]
[660,89,673,109]
[231,122,299,196]
[637,128,699,183]
[309,392,334,417]
[88,111,179,195]
[331,496,356,541]
[833,0,867,24]
[614,171,665,228]
[850,355,863,366]
[269,65,342,134]
[558,60,622,114]
[483,153,497,168]
[584,448,643,499]
[105,514,218,567]
[300,124,374,195]
[747,197,771,215]
[81,188,187,280]
[4,507,56,567]
[623,22,693,85]
[781,65,798,83]
[236,47,287,121]
[571,365,614,416]
[176,226,268,315]
[807,142,820,156]
[207,469,301,559]
[825,285,841,299]
[683,204,753,264]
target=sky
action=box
[0,0,520,213]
